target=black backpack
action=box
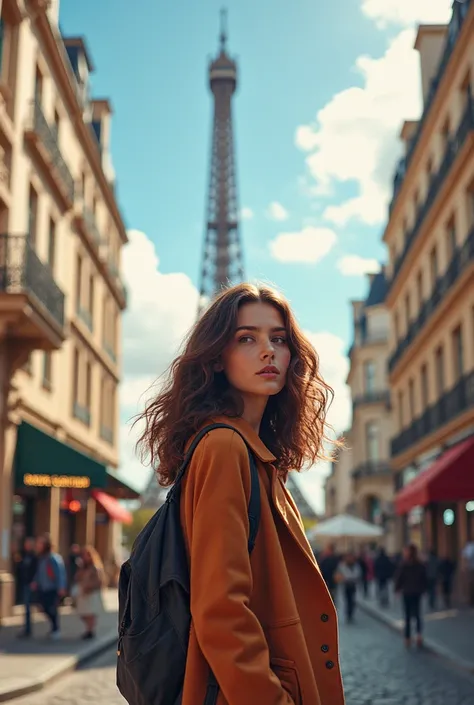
[116,423,261,705]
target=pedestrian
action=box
[425,548,439,610]
[335,552,362,624]
[135,283,346,704]
[31,534,67,640]
[462,540,474,606]
[16,537,38,639]
[438,554,456,609]
[357,550,370,598]
[75,545,105,639]
[394,544,428,649]
[67,543,82,598]
[373,547,393,608]
[319,543,341,604]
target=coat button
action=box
[321,613,329,622]
[326,660,335,669]
[321,645,329,653]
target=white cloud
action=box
[119,229,200,491]
[295,29,425,226]
[266,201,290,221]
[361,0,452,28]
[269,226,337,264]
[337,255,381,277]
[241,207,254,220]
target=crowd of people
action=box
[14,533,107,641]
[315,541,472,649]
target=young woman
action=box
[74,545,105,639]
[137,283,346,705]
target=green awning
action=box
[15,422,107,489]
[106,468,141,500]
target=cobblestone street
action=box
[8,611,474,705]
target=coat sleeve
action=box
[186,430,294,705]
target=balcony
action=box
[24,100,75,209]
[391,370,474,456]
[353,389,391,410]
[389,225,474,372]
[348,331,388,358]
[389,96,474,289]
[352,461,392,480]
[388,0,472,216]
[106,259,127,309]
[0,234,65,349]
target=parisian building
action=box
[384,1,474,589]
[0,0,137,617]
[345,270,396,553]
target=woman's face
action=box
[220,302,291,402]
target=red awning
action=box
[92,490,133,525]
[395,436,474,515]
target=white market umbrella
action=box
[306,513,383,544]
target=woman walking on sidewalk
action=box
[394,544,428,649]
[75,546,105,640]
[336,553,362,624]
[31,535,67,640]
[136,283,346,705]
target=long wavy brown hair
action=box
[135,283,339,486]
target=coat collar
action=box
[210,415,276,464]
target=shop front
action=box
[12,422,134,595]
[394,435,474,601]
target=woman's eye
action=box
[273,337,287,344]
[238,336,253,343]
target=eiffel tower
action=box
[198,10,244,315]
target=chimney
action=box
[414,25,448,107]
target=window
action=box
[446,218,457,261]
[421,364,429,409]
[47,218,56,271]
[34,67,43,105]
[430,246,438,290]
[42,352,52,390]
[408,379,415,420]
[89,274,95,325]
[28,185,38,248]
[398,391,404,429]
[76,254,82,311]
[452,326,464,381]
[404,293,411,329]
[417,271,424,309]
[366,422,379,461]
[72,347,79,408]
[85,361,92,413]
[364,360,376,393]
[435,346,445,397]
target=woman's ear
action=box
[214,360,224,372]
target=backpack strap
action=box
[173,422,261,553]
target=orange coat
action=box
[180,415,345,705]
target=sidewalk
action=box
[356,588,474,674]
[0,589,118,702]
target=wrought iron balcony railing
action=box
[389,96,474,289]
[388,0,472,216]
[391,370,474,456]
[389,225,474,372]
[352,389,391,410]
[28,100,75,206]
[352,461,392,480]
[0,234,65,328]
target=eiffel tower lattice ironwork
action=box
[198,10,244,315]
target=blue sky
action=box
[60,0,453,509]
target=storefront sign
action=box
[23,473,91,489]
